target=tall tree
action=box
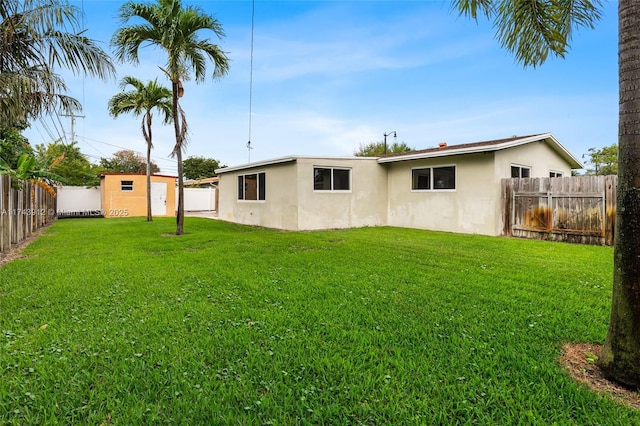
[99,149,160,174]
[354,141,413,157]
[0,127,33,168]
[453,0,640,387]
[34,141,100,187]
[111,0,230,234]
[183,156,224,180]
[584,144,618,176]
[0,0,115,127]
[108,76,172,221]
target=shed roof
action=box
[99,172,178,178]
[377,133,583,168]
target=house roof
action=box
[216,133,583,173]
[215,155,376,174]
[99,172,178,178]
[377,133,584,168]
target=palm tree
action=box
[0,0,115,127]
[108,76,172,222]
[111,0,230,235]
[453,0,640,387]
[599,2,640,388]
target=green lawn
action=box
[0,217,635,424]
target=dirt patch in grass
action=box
[560,342,640,409]
[0,223,51,268]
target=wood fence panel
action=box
[0,176,57,256]
[1,175,9,252]
[502,175,617,246]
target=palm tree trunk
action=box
[145,113,153,222]
[176,149,185,235]
[172,80,184,235]
[599,1,640,388]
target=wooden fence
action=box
[0,175,57,255]
[501,175,617,246]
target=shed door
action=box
[151,182,167,215]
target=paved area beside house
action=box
[185,211,218,219]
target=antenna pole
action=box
[247,0,255,163]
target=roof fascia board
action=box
[216,155,378,174]
[216,156,298,174]
[378,133,583,168]
[377,134,551,164]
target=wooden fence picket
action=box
[502,175,617,246]
[0,175,57,255]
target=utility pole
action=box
[60,112,85,144]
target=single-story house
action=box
[100,173,177,218]
[215,133,583,235]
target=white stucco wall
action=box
[387,153,498,235]
[217,157,386,230]
[217,139,579,235]
[295,158,387,230]
[493,141,573,178]
[218,160,299,229]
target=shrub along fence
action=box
[501,175,617,246]
[0,175,57,255]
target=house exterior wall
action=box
[217,138,580,235]
[218,161,300,229]
[295,158,387,230]
[387,153,498,235]
[493,141,573,178]
[100,174,176,218]
[217,157,387,230]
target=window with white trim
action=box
[549,171,563,178]
[411,166,456,190]
[314,167,351,191]
[511,165,531,178]
[121,180,134,191]
[237,172,266,201]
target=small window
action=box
[549,171,563,178]
[121,180,134,191]
[237,172,266,201]
[412,166,456,190]
[314,167,351,191]
[511,165,531,178]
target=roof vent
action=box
[438,142,447,148]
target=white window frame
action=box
[511,164,531,178]
[313,166,352,192]
[549,171,563,178]
[237,171,266,202]
[410,165,457,191]
[121,180,134,191]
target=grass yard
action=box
[0,217,636,424]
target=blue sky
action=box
[23,0,618,175]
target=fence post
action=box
[0,175,8,253]
[605,175,616,246]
